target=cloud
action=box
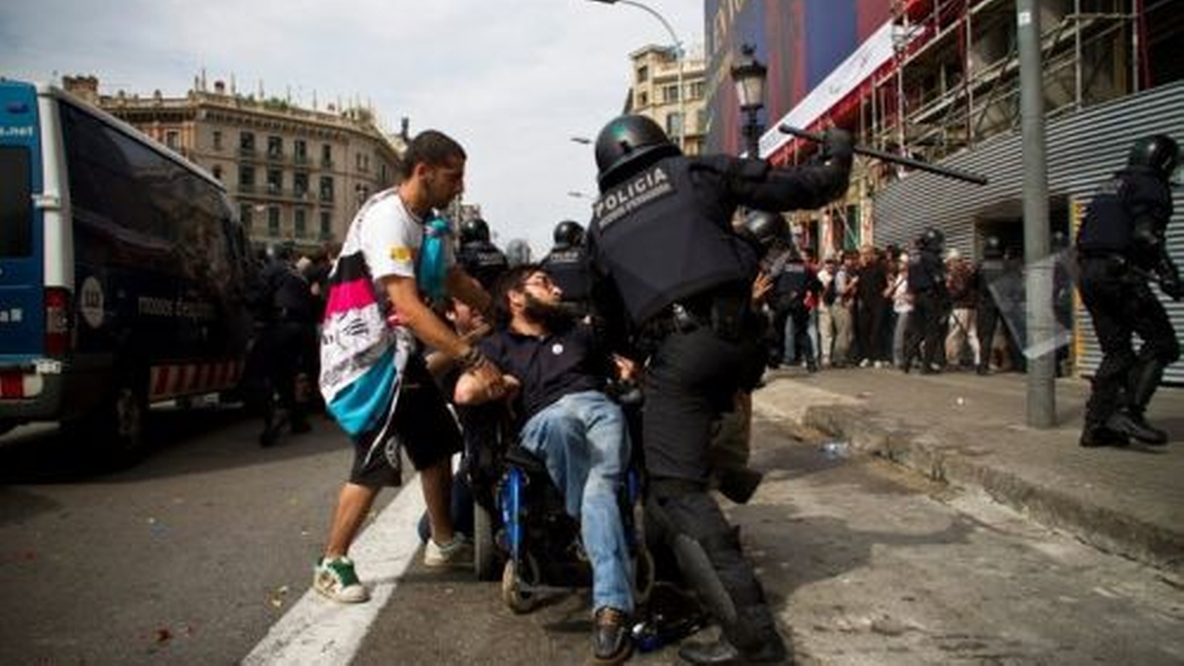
[2,0,703,255]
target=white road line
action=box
[242,475,426,666]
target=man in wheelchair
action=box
[455,264,636,665]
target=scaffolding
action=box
[865,0,1140,172]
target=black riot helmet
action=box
[983,235,1003,260]
[594,114,682,191]
[552,220,585,250]
[743,210,789,250]
[918,227,945,252]
[1127,134,1179,179]
[459,218,491,244]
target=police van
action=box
[0,79,256,459]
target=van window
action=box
[0,146,32,257]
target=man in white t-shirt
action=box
[313,130,504,603]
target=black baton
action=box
[778,124,989,186]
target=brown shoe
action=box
[592,606,632,665]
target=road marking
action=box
[242,475,426,666]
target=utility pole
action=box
[1018,0,1056,427]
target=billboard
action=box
[704,0,891,154]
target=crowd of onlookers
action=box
[758,240,1031,376]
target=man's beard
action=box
[522,293,575,331]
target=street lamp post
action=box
[587,0,686,152]
[730,43,768,158]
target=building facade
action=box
[63,75,405,253]
[623,44,709,156]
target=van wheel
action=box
[66,368,150,466]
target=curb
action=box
[754,396,1184,578]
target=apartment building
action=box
[63,75,405,252]
[624,44,708,156]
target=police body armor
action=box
[541,246,592,305]
[1078,168,1173,271]
[908,249,942,293]
[590,157,756,329]
[772,259,810,312]
[458,240,509,290]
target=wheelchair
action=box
[469,388,655,614]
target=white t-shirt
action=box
[339,188,456,285]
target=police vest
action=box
[458,241,509,289]
[589,157,756,325]
[541,247,592,303]
[908,250,942,293]
[1077,176,1133,253]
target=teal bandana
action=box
[418,216,452,302]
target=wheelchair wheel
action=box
[473,502,499,581]
[501,553,541,614]
[633,544,656,607]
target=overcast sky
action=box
[1,0,705,256]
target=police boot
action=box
[1119,360,1171,445]
[1079,423,1129,448]
[677,606,790,665]
[1105,411,1167,446]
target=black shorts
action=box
[348,355,463,488]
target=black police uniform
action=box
[1076,155,1182,446]
[902,239,947,374]
[974,242,1006,374]
[457,239,509,291]
[541,245,593,316]
[766,248,820,370]
[587,117,850,664]
[258,256,320,444]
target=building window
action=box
[637,91,649,107]
[321,143,333,168]
[267,206,281,236]
[294,172,309,199]
[240,203,254,232]
[294,208,307,238]
[213,130,223,151]
[320,211,333,240]
[267,168,283,194]
[665,112,683,140]
[211,165,223,181]
[663,83,680,104]
[238,165,255,191]
[267,135,283,160]
[294,139,308,165]
[240,131,256,156]
[690,81,705,100]
[319,176,334,202]
[636,65,649,82]
[165,130,179,149]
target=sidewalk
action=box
[750,367,1184,577]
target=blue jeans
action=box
[520,390,634,613]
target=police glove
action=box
[1161,274,1184,301]
[821,128,854,165]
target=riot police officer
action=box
[902,227,948,374]
[456,217,509,291]
[745,211,820,371]
[540,219,593,316]
[1076,134,1183,448]
[587,114,852,665]
[974,235,1007,375]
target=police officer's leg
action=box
[1079,260,1136,446]
[1120,285,1180,444]
[976,301,998,374]
[646,481,787,663]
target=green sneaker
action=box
[313,556,370,603]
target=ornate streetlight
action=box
[587,0,686,151]
[730,43,768,158]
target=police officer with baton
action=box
[586,114,852,665]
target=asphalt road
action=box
[2,405,1182,665]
